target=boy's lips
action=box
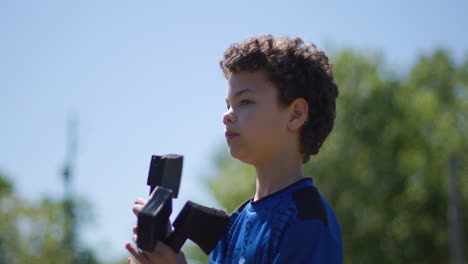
[225,131,239,141]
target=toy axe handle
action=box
[164,201,231,255]
[165,230,186,253]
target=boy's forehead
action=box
[226,71,273,96]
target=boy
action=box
[126,34,342,264]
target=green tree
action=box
[206,49,467,264]
[0,171,100,264]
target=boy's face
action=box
[223,71,291,165]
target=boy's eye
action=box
[240,99,252,105]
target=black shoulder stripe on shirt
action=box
[292,186,328,226]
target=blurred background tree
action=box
[204,49,467,264]
[0,171,123,264]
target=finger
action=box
[142,242,164,263]
[155,240,177,260]
[127,257,137,264]
[135,198,147,205]
[133,225,137,234]
[125,242,148,264]
[132,204,144,216]
[132,234,137,243]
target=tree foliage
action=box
[0,171,101,264]
[207,49,467,263]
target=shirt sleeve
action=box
[272,220,342,264]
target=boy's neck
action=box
[253,153,304,201]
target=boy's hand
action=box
[125,241,187,264]
[131,197,173,238]
[127,198,186,264]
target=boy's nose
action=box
[223,109,236,125]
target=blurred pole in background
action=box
[62,113,79,260]
[448,154,464,264]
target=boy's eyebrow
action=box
[226,89,255,103]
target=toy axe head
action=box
[147,154,183,197]
[167,201,230,254]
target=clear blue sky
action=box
[1,0,466,261]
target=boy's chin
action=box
[228,147,241,160]
[228,146,243,160]
[228,147,255,165]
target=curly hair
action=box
[220,35,338,163]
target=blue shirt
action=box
[209,178,342,264]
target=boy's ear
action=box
[287,98,308,132]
